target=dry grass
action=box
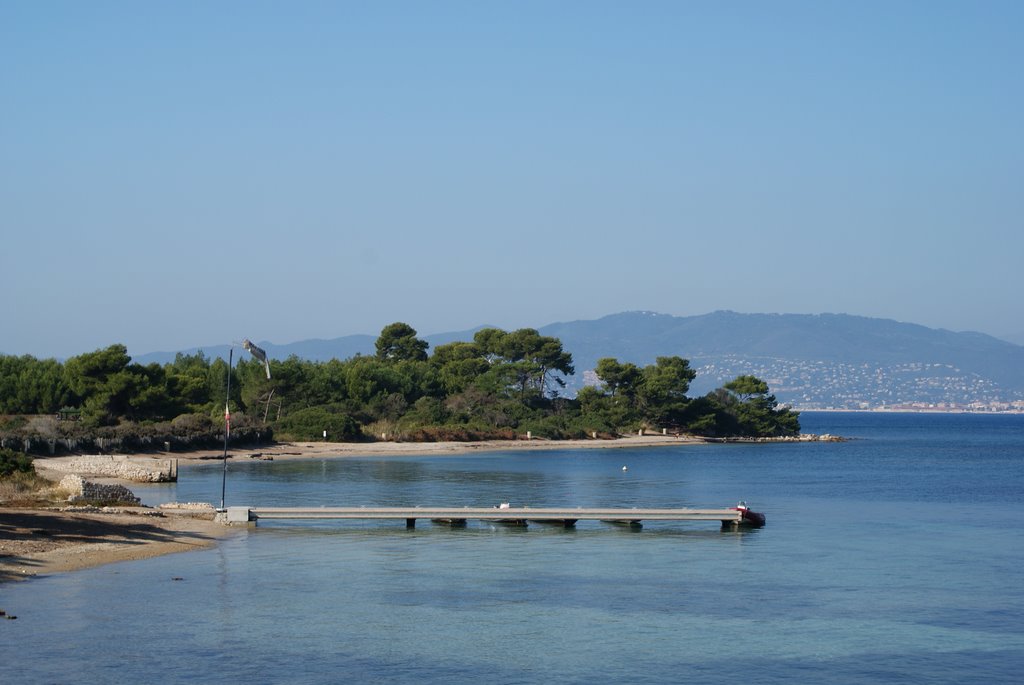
[0,471,67,507]
[25,414,59,437]
[362,420,399,440]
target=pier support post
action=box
[222,507,256,527]
[406,518,416,529]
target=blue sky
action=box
[3,1,1022,359]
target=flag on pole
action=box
[225,401,231,435]
[243,339,272,380]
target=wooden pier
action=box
[225,506,762,529]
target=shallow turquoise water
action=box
[3,412,1023,684]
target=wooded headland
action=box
[0,323,799,456]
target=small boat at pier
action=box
[723,501,766,528]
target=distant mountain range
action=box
[133,311,1024,410]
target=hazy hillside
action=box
[133,312,1024,410]
[133,327,490,366]
[134,336,377,366]
[536,309,1024,405]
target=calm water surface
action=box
[3,412,1023,684]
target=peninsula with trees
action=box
[0,323,799,456]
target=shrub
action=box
[171,412,214,434]
[0,447,34,478]
[401,426,517,442]
[276,406,361,442]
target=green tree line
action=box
[0,323,798,449]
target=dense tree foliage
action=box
[0,322,799,453]
[375,322,429,362]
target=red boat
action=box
[725,501,766,528]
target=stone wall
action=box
[158,502,217,519]
[59,474,141,505]
[39,455,178,482]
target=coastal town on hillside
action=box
[693,356,1024,412]
[584,356,1024,413]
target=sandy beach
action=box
[0,506,231,583]
[171,433,708,462]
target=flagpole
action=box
[220,347,233,511]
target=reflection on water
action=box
[143,450,709,511]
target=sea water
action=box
[3,412,1023,684]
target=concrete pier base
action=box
[222,507,256,527]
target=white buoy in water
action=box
[622,465,628,471]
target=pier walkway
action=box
[225,506,759,529]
